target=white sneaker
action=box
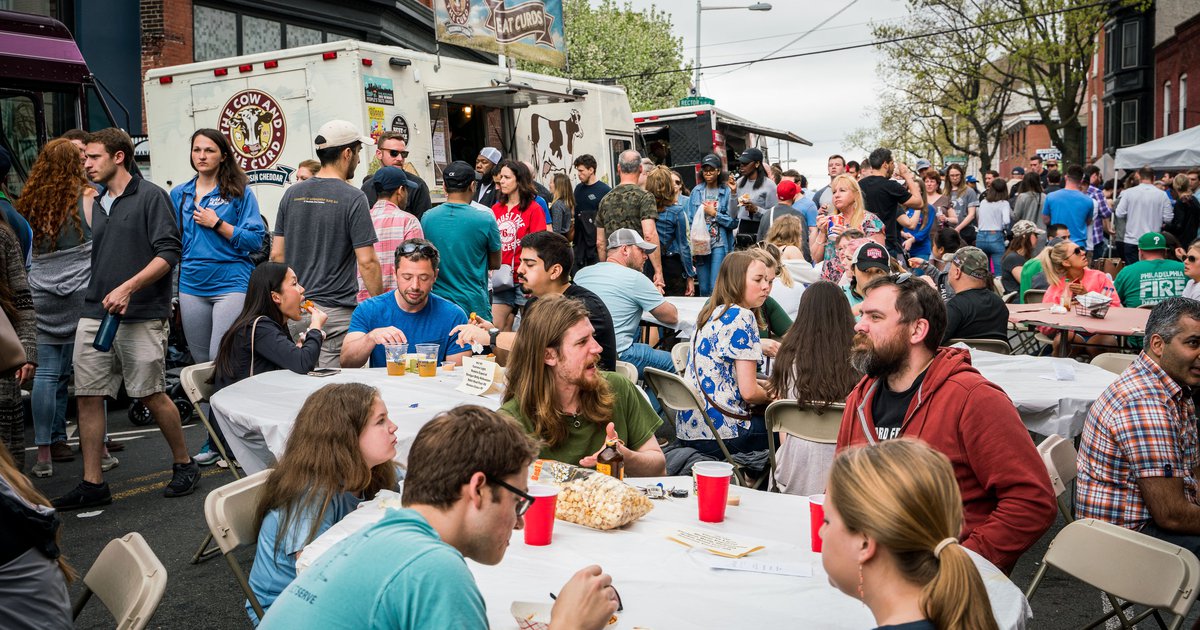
[100,454,119,472]
[194,445,221,466]
[31,461,53,478]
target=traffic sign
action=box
[945,155,968,164]
[679,96,715,107]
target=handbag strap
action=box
[691,313,752,423]
[248,316,264,377]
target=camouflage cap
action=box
[951,246,990,280]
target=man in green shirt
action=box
[1113,232,1186,308]
[499,294,666,476]
[421,161,501,319]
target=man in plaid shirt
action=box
[1084,165,1112,258]
[1077,297,1200,555]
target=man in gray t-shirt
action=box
[271,120,381,367]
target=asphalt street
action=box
[20,404,1198,629]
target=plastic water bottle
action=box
[93,312,121,352]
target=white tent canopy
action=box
[1114,126,1200,170]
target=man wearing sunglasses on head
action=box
[361,131,432,219]
[340,238,473,369]
[260,405,620,629]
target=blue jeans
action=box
[679,414,769,458]
[32,342,72,446]
[696,246,727,297]
[619,342,676,414]
[976,230,1005,276]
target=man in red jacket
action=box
[835,273,1056,573]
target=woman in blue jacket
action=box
[647,166,696,296]
[687,154,739,296]
[171,128,265,465]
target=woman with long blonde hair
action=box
[1037,239,1120,354]
[943,163,979,244]
[248,382,397,623]
[16,138,94,477]
[549,172,575,237]
[646,166,696,296]
[0,443,75,629]
[822,439,998,630]
[814,174,885,282]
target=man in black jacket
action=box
[54,128,198,510]
[361,132,431,218]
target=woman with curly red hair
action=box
[15,138,97,478]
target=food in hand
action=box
[301,300,315,313]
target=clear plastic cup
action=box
[384,343,407,376]
[416,343,439,377]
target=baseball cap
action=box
[965,175,978,184]
[0,147,11,179]
[1011,166,1026,176]
[700,154,722,170]
[737,147,764,164]
[443,160,479,191]
[1138,232,1167,251]
[372,166,418,194]
[915,158,932,171]
[479,147,502,165]
[1010,219,1045,238]
[952,246,990,279]
[853,242,890,272]
[776,180,798,201]
[314,120,374,148]
[607,228,657,252]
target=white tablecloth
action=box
[209,368,502,473]
[642,296,707,339]
[969,350,1117,438]
[299,477,1030,630]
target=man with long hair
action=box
[835,274,1055,573]
[499,295,665,476]
[260,406,619,629]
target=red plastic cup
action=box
[809,494,826,552]
[694,461,734,523]
[523,484,560,546]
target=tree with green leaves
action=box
[518,0,691,111]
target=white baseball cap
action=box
[607,228,657,252]
[314,120,375,149]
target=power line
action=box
[707,0,861,80]
[582,0,1108,83]
[693,13,910,51]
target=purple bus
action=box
[0,9,117,194]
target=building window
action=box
[1182,75,1189,133]
[1104,25,1114,74]
[1091,96,1098,157]
[1164,82,1172,137]
[242,16,282,55]
[194,6,238,62]
[286,25,322,48]
[1121,21,1139,69]
[1120,100,1138,146]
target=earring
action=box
[858,563,865,601]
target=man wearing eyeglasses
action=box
[361,131,432,219]
[259,405,620,629]
[339,238,472,369]
[835,274,1056,573]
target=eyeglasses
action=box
[385,149,410,159]
[486,475,534,517]
[1187,255,1199,263]
[397,241,437,257]
[891,272,914,285]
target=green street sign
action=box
[679,96,715,107]
[945,155,968,164]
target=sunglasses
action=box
[891,272,914,284]
[397,241,437,257]
[1073,247,1086,257]
[385,149,410,159]
[486,475,534,517]
[1187,255,1199,263]
[1046,163,1059,168]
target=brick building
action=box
[1153,0,1199,138]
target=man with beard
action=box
[339,238,471,368]
[473,147,502,207]
[499,294,666,476]
[452,231,618,371]
[835,274,1055,573]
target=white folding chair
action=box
[671,343,690,374]
[1091,352,1136,375]
[613,360,639,384]
[947,337,1012,354]
[179,362,240,480]
[72,532,167,630]
[1026,518,1200,630]
[199,469,272,620]
[763,399,844,491]
[1036,435,1077,523]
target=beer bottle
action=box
[595,438,624,480]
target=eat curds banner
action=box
[435,0,568,69]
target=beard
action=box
[849,331,908,378]
[571,358,604,390]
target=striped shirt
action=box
[1087,184,1111,250]
[356,199,423,302]
[1076,353,1198,530]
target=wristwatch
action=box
[213,218,225,229]
[488,327,500,347]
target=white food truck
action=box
[144,40,635,222]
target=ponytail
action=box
[1037,241,1069,289]
[922,540,998,630]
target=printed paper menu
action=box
[668,528,765,558]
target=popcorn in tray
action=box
[529,460,653,530]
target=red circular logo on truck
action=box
[218,90,286,171]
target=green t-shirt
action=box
[500,371,661,467]
[760,295,792,338]
[1113,258,1186,308]
[1020,258,1044,303]
[595,183,656,233]
[421,202,501,320]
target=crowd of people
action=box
[2,116,1200,630]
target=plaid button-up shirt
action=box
[1088,184,1112,250]
[1077,353,1198,530]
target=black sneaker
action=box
[52,481,112,510]
[164,459,201,498]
